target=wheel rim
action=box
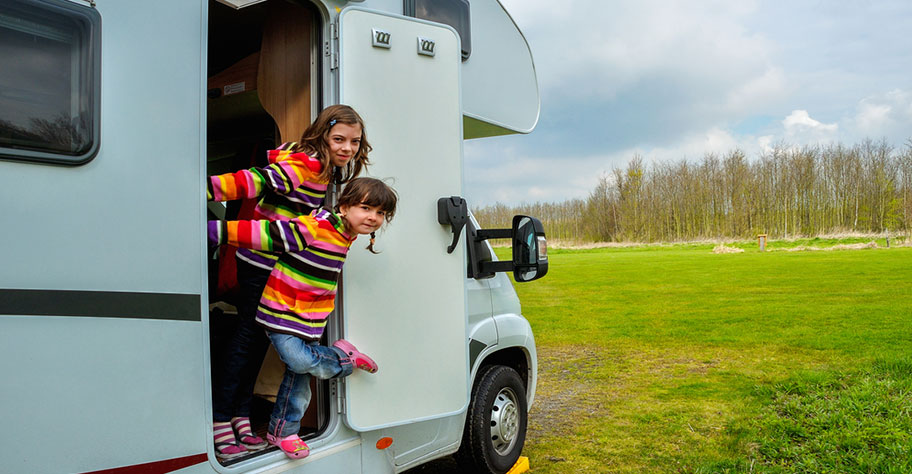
[490,386,520,456]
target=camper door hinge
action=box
[333,380,346,414]
[328,21,339,70]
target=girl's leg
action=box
[263,332,377,459]
[267,368,312,438]
[266,368,312,459]
[211,260,271,453]
[267,332,354,380]
[264,333,355,435]
[229,261,273,419]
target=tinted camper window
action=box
[0,0,100,165]
[404,0,470,60]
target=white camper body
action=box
[0,0,543,473]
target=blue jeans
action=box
[212,260,272,422]
[267,331,354,437]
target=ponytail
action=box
[366,231,378,254]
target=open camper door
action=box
[339,8,468,430]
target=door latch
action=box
[437,196,467,254]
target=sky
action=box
[463,0,912,207]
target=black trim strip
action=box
[0,289,201,321]
[469,338,486,369]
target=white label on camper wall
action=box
[417,36,435,57]
[372,28,391,48]
[223,82,246,95]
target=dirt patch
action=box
[528,345,617,439]
[712,244,744,254]
[778,241,879,252]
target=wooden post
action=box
[758,234,767,251]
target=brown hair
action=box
[293,104,371,183]
[336,177,398,253]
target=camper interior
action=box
[205,0,328,465]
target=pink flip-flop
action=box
[333,339,379,373]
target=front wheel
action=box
[456,365,528,473]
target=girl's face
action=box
[326,122,362,168]
[339,202,386,235]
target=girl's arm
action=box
[208,217,316,253]
[206,152,323,202]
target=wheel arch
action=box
[471,343,536,409]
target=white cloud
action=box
[855,103,892,132]
[641,128,741,162]
[464,1,912,207]
[845,89,912,143]
[501,0,777,111]
[464,139,611,205]
[757,135,774,154]
[725,66,787,113]
[782,110,838,142]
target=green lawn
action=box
[505,243,912,473]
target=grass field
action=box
[504,242,912,473]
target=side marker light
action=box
[376,437,393,450]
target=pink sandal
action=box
[333,339,379,373]
[214,421,247,460]
[231,417,267,450]
[267,433,310,459]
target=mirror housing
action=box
[511,215,548,282]
[472,215,548,282]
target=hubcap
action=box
[490,386,520,455]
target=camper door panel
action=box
[339,9,469,431]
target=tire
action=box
[456,365,528,474]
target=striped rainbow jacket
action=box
[209,209,354,340]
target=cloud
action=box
[491,0,789,158]
[782,110,839,143]
[463,138,608,205]
[845,89,912,144]
[466,126,752,206]
[725,67,787,113]
[463,1,912,207]
[508,0,777,107]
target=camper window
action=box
[404,0,471,60]
[0,0,100,165]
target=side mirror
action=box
[512,215,548,282]
[473,214,548,283]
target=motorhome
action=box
[0,0,546,472]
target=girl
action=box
[207,105,371,459]
[208,177,398,460]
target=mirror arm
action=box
[475,228,511,241]
[479,260,513,274]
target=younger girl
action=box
[207,105,371,459]
[208,177,398,460]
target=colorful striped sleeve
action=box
[208,217,316,253]
[206,150,321,202]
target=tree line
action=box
[473,139,912,243]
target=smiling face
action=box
[326,122,362,168]
[339,201,386,235]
